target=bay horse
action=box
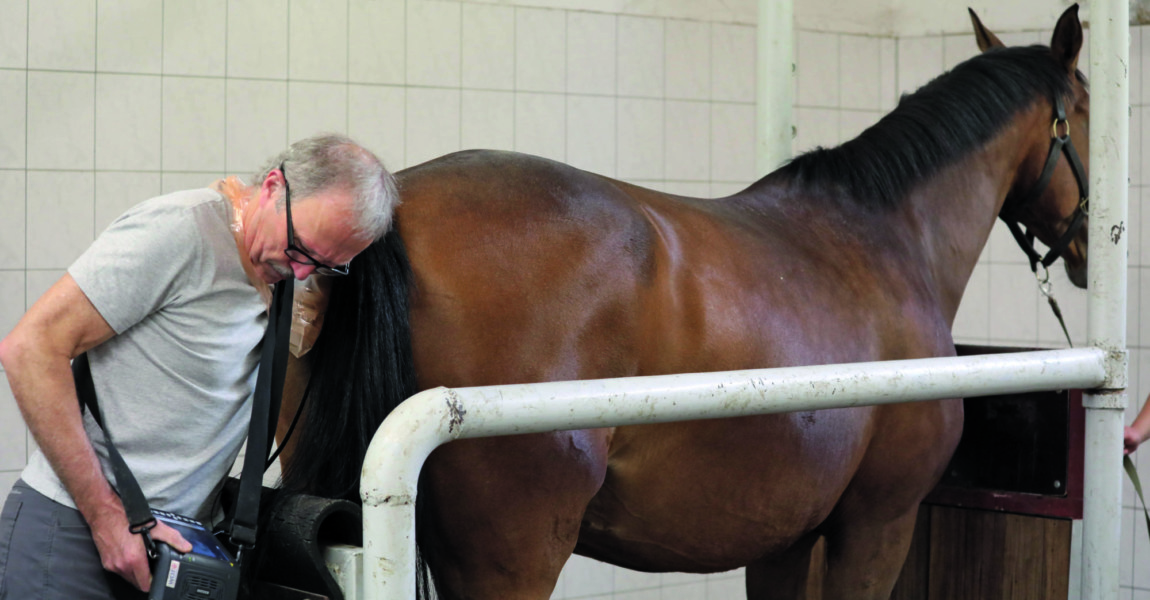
[274,7,1090,599]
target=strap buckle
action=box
[228,522,257,563]
[131,518,159,560]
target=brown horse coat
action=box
[278,8,1090,600]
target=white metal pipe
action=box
[756,0,793,174]
[1082,0,1130,598]
[361,348,1106,600]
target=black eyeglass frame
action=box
[280,162,350,276]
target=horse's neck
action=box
[897,104,1048,322]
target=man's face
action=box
[248,173,372,284]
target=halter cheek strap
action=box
[999,95,1090,273]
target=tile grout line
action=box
[21,0,29,461]
[92,0,98,239]
[346,0,351,139]
[458,1,463,154]
[160,1,165,188]
[402,0,407,169]
[563,8,568,164]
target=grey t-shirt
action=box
[22,188,267,523]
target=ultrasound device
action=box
[147,510,240,600]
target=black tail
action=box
[280,227,417,500]
[276,227,436,598]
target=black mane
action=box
[773,45,1078,209]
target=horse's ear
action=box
[969,8,1005,52]
[1050,4,1083,75]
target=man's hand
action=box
[1125,425,1142,456]
[89,502,193,591]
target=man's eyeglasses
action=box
[281,162,350,276]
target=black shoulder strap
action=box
[226,280,294,553]
[73,354,159,554]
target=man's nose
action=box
[291,262,316,280]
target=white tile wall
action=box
[349,0,405,85]
[943,33,976,71]
[0,272,24,341]
[665,19,710,101]
[516,92,567,162]
[162,77,227,173]
[617,98,664,180]
[567,11,616,96]
[0,70,25,169]
[0,373,25,471]
[710,103,755,182]
[347,84,406,170]
[0,0,27,69]
[162,0,226,77]
[161,173,224,196]
[226,79,289,173]
[618,16,664,98]
[567,95,617,176]
[711,23,755,103]
[95,74,162,171]
[5,3,1147,599]
[665,100,710,181]
[227,0,289,80]
[95,171,160,234]
[23,270,62,314]
[96,0,162,74]
[289,0,349,82]
[462,4,516,91]
[0,172,25,268]
[406,0,461,88]
[27,71,95,170]
[288,81,349,141]
[25,171,93,271]
[896,35,944,95]
[405,87,461,166]
[517,8,568,93]
[461,90,516,152]
[840,35,881,111]
[797,31,839,108]
[28,0,96,72]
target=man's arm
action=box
[0,273,190,591]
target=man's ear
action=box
[259,169,284,209]
[969,8,1006,52]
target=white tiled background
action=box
[1,1,1148,599]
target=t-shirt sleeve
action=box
[69,202,202,334]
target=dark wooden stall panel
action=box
[892,506,1072,600]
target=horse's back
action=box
[395,150,662,387]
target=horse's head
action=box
[972,5,1091,288]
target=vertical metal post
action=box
[756,0,793,175]
[1083,0,1130,598]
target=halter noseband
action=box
[999,95,1089,274]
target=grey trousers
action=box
[0,479,146,600]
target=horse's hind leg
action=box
[818,507,920,600]
[817,399,962,599]
[419,430,609,600]
[744,533,822,600]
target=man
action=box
[0,134,397,599]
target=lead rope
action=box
[1035,265,1073,347]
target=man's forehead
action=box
[293,195,361,259]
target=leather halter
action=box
[999,95,1089,274]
